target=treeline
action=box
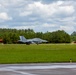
[71,31,76,42]
[0,28,73,44]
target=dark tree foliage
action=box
[0,28,71,44]
[43,32,52,43]
[71,31,76,41]
[71,31,76,36]
[51,30,71,43]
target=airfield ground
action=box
[0,63,76,75]
[0,44,76,63]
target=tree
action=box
[0,28,71,44]
[43,32,51,43]
[51,30,71,43]
[35,32,43,38]
[71,31,76,41]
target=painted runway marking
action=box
[0,64,76,75]
[0,66,37,75]
[12,70,36,75]
[0,65,76,71]
[0,68,36,75]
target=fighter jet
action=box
[18,36,48,45]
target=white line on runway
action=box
[0,64,76,75]
[5,65,76,70]
[0,65,76,71]
[12,70,36,75]
[0,68,36,75]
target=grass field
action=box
[0,44,76,64]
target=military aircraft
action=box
[18,36,48,45]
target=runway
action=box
[0,63,76,75]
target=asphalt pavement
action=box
[0,63,76,75]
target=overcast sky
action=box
[0,0,76,34]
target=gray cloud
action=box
[0,0,76,34]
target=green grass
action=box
[0,44,76,63]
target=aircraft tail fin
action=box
[19,36,27,42]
